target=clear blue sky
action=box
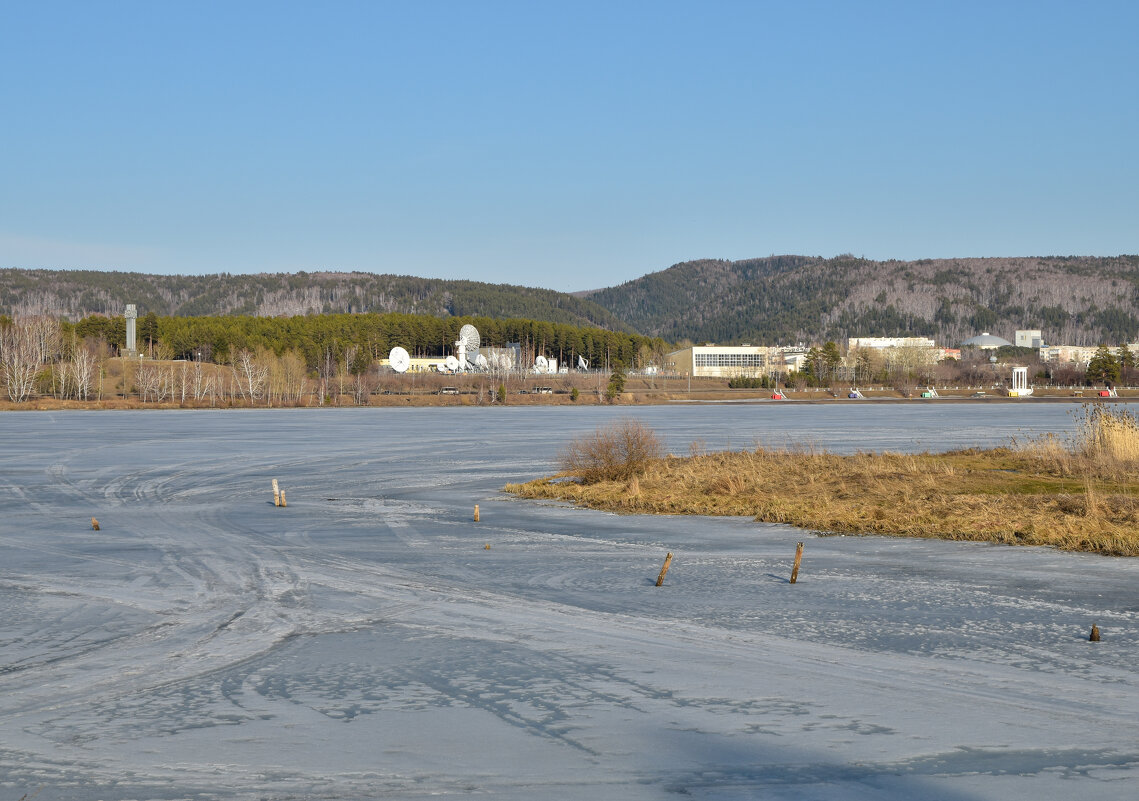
[2,1,1136,292]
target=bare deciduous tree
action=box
[1,316,51,402]
[137,363,172,403]
[233,348,269,403]
[269,349,309,406]
[69,340,98,401]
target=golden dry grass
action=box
[506,409,1139,556]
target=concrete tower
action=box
[125,304,137,355]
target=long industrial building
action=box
[667,345,799,378]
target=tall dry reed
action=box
[1076,406,1139,471]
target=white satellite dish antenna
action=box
[473,353,489,369]
[577,355,588,370]
[534,355,548,373]
[453,323,480,369]
[444,355,460,372]
[459,324,480,354]
[455,324,480,370]
[389,346,410,373]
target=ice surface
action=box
[0,405,1136,799]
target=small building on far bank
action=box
[1015,329,1044,348]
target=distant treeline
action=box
[63,311,670,371]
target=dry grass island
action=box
[504,407,1139,556]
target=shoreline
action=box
[2,385,1135,412]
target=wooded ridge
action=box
[583,254,1139,346]
[4,254,1138,346]
[0,268,631,332]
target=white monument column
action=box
[125,304,137,355]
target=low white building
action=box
[667,345,814,377]
[667,345,773,378]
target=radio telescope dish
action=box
[534,355,548,372]
[389,346,410,373]
[454,323,481,371]
[459,324,480,354]
[577,355,588,370]
[444,355,460,372]
[472,353,489,369]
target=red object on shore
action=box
[771,392,785,400]
[1099,390,1112,397]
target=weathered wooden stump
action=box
[656,552,674,587]
[790,542,804,584]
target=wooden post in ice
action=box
[91,517,100,531]
[655,552,673,587]
[1090,624,1101,642]
[474,504,480,522]
[790,542,804,584]
[272,479,280,507]
[279,490,287,508]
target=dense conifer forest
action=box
[64,311,665,370]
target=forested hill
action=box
[0,269,632,332]
[582,255,1139,346]
[7,256,1139,347]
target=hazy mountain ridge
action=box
[0,268,632,332]
[582,255,1139,346]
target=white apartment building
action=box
[847,336,936,350]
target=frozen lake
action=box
[1,404,1137,800]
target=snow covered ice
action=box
[1,405,1137,800]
